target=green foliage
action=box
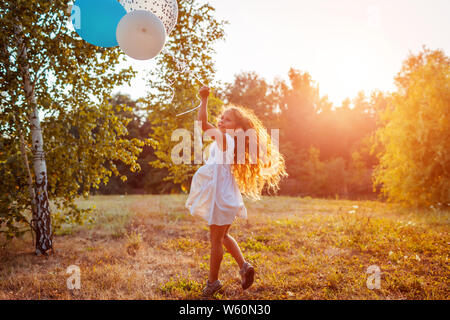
[96,94,174,195]
[373,47,450,208]
[160,275,203,297]
[0,0,148,239]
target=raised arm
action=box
[197,86,227,151]
[197,86,214,130]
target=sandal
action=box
[202,279,223,297]
[239,262,255,290]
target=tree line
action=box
[99,68,384,201]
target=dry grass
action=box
[0,194,449,300]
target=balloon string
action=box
[174,103,201,117]
[162,49,207,86]
[161,49,208,116]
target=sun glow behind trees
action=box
[116,0,450,108]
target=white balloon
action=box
[119,0,178,35]
[116,10,166,60]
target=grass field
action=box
[0,195,449,300]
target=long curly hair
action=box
[219,105,288,200]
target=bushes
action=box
[278,146,376,199]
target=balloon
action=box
[119,0,178,35]
[71,0,127,47]
[116,10,166,60]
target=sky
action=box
[114,0,450,107]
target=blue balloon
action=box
[71,0,127,47]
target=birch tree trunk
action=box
[14,24,53,256]
[19,131,37,246]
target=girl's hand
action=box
[199,86,210,100]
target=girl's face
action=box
[218,110,238,133]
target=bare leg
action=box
[223,225,245,269]
[208,224,229,283]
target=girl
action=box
[185,86,288,297]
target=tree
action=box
[143,0,227,191]
[276,69,319,150]
[300,146,327,197]
[372,48,450,208]
[224,71,277,125]
[96,94,174,195]
[0,0,146,254]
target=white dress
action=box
[185,132,247,225]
